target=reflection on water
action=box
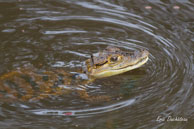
[31,99,135,117]
[0,0,193,128]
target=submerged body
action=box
[0,46,149,102]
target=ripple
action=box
[42,30,87,35]
[30,98,135,117]
[2,29,16,33]
[0,0,193,128]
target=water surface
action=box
[0,0,193,129]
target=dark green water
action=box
[0,0,193,129]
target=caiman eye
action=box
[110,56,118,62]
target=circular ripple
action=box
[19,1,192,117]
[0,1,193,128]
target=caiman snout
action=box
[133,49,149,59]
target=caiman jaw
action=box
[85,47,149,78]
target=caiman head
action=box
[83,46,149,78]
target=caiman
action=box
[0,46,149,102]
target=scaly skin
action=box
[0,46,149,102]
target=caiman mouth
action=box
[84,46,149,78]
[112,56,149,70]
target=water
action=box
[0,0,193,129]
